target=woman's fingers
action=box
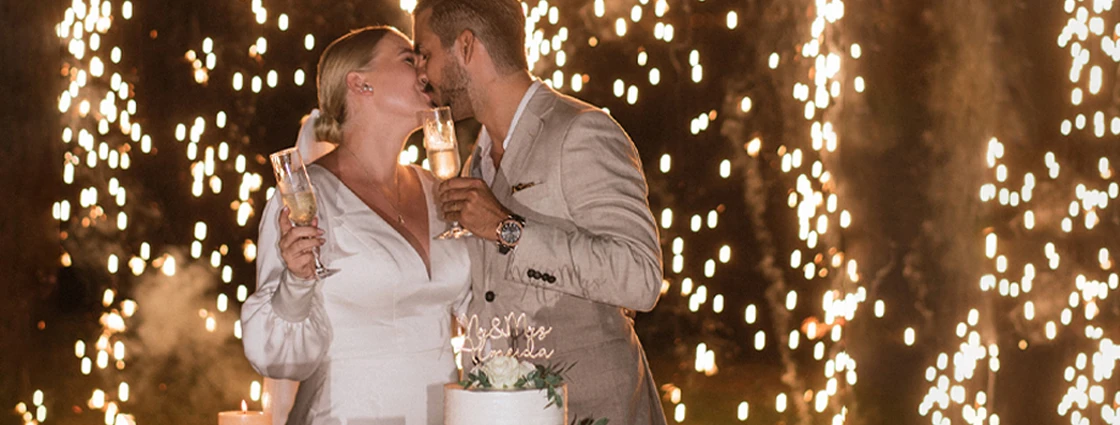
[280,226,324,250]
[282,239,322,280]
[278,208,293,232]
[277,207,325,279]
[282,237,324,264]
[284,226,323,242]
[290,237,325,255]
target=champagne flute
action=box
[419,106,471,239]
[269,147,338,278]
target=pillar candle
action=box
[218,401,272,425]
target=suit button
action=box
[485,291,496,302]
[527,270,538,279]
[546,275,556,283]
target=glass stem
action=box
[312,247,327,275]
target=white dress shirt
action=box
[476,80,542,185]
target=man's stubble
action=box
[439,58,479,120]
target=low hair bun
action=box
[313,111,344,145]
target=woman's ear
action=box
[346,72,372,95]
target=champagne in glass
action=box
[427,148,461,181]
[419,106,471,239]
[270,147,338,278]
[281,191,318,225]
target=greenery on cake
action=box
[459,354,575,409]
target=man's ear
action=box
[457,29,476,65]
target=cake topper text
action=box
[461,312,554,363]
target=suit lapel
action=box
[465,143,483,179]
[494,86,554,200]
[492,162,515,205]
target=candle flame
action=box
[241,400,247,412]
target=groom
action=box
[412,0,667,423]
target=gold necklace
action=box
[342,145,404,225]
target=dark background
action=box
[3,0,1117,424]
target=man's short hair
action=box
[415,0,528,74]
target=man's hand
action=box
[437,177,509,242]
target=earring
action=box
[362,84,374,93]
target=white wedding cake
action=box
[443,383,567,425]
[443,354,568,425]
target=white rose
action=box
[518,360,538,382]
[480,355,524,389]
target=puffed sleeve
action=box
[241,194,332,381]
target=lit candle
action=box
[219,400,272,425]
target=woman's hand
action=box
[278,207,325,280]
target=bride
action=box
[241,26,471,424]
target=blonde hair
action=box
[314,26,395,144]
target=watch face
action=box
[500,221,522,244]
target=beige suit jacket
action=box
[461,85,667,425]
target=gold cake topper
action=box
[461,312,554,363]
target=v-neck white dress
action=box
[242,164,471,425]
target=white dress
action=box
[242,164,471,425]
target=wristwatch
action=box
[496,213,526,254]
